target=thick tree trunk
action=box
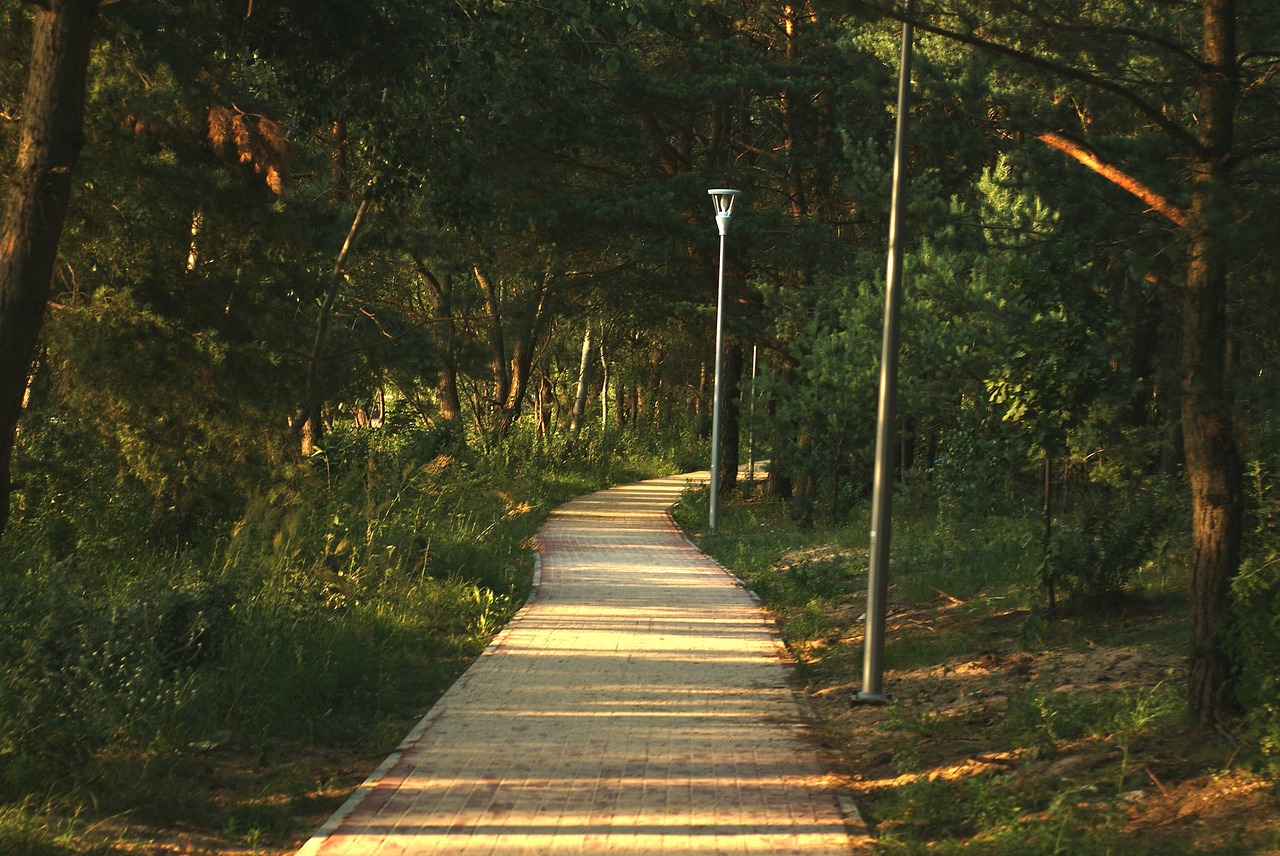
[1182,0,1243,728]
[437,364,462,422]
[0,0,98,538]
[300,407,323,456]
[1182,199,1243,727]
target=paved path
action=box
[296,473,856,855]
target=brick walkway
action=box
[296,473,857,855]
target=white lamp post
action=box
[707,188,740,534]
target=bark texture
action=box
[1182,0,1243,728]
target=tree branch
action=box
[1037,131,1188,227]
[864,1,1202,154]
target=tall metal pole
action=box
[709,221,729,532]
[707,189,739,534]
[859,4,913,703]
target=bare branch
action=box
[1036,131,1188,227]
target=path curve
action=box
[297,472,856,855]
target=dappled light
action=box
[299,473,854,855]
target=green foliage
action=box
[1005,682,1183,758]
[4,0,1280,845]
[1042,478,1177,603]
[0,415,683,834]
[673,488,867,604]
[687,480,1215,854]
[877,682,1186,854]
[0,801,115,856]
[1233,463,1280,773]
[881,773,1025,845]
[892,506,1040,605]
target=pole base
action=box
[853,691,891,705]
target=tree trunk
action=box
[718,343,743,495]
[538,373,554,440]
[294,195,373,454]
[493,266,550,436]
[697,359,710,436]
[300,407,323,456]
[780,4,808,224]
[791,428,815,529]
[1182,202,1243,727]
[569,322,594,439]
[765,367,794,500]
[331,120,349,192]
[1182,0,1243,729]
[409,260,462,422]
[0,0,99,539]
[599,342,609,431]
[474,266,510,417]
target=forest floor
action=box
[775,543,1280,853]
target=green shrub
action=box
[1233,554,1280,772]
[1230,459,1280,771]
[1044,496,1160,601]
[1,415,686,824]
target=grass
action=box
[0,420,701,854]
[5,424,1276,854]
[677,478,1280,854]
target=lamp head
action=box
[708,188,741,236]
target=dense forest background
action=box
[2,0,1280,850]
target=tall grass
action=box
[0,418,701,849]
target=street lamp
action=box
[707,188,740,534]
[859,2,914,704]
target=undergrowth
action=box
[0,418,699,852]
[677,475,1280,854]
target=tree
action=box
[0,0,100,539]
[856,0,1280,727]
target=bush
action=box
[0,573,202,795]
[1041,478,1177,605]
[1233,554,1280,772]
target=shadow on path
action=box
[296,472,858,855]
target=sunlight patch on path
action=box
[296,472,857,855]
